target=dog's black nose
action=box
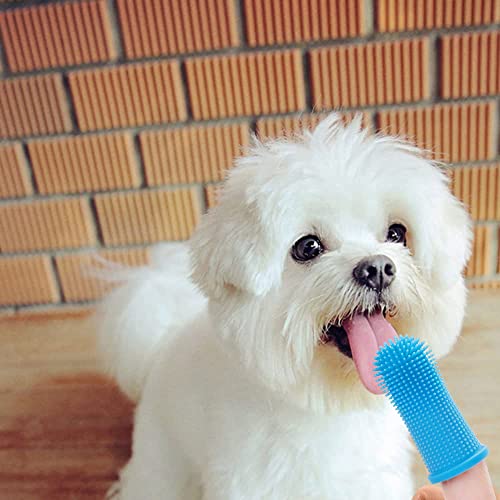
[353,255,396,292]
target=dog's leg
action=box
[116,407,199,500]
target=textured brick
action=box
[55,248,150,302]
[0,0,115,73]
[0,198,96,252]
[117,0,238,59]
[451,164,500,221]
[466,225,493,278]
[377,102,496,163]
[469,280,500,290]
[140,123,250,186]
[310,38,429,109]
[95,188,201,246]
[68,61,186,131]
[205,184,222,209]
[441,31,499,99]
[0,256,58,306]
[28,133,140,195]
[244,0,365,46]
[256,112,372,140]
[257,114,324,139]
[0,143,32,198]
[376,0,500,32]
[0,74,72,139]
[186,50,305,120]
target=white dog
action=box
[99,114,471,499]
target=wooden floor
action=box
[0,291,499,499]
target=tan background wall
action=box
[0,0,498,315]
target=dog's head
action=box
[191,114,471,413]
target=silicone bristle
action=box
[374,336,488,484]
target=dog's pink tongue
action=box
[342,312,398,395]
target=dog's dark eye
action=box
[386,223,407,246]
[291,235,324,262]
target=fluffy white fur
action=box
[98,115,472,500]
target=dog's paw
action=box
[106,480,121,500]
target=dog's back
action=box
[96,243,207,402]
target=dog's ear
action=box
[416,175,472,290]
[430,193,472,289]
[190,149,287,299]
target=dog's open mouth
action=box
[321,306,398,395]
[322,324,353,358]
[321,306,389,358]
[321,305,397,394]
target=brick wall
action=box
[0,0,499,316]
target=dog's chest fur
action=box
[203,399,413,498]
[147,325,414,499]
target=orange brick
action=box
[0,198,96,252]
[117,0,238,58]
[55,248,150,302]
[256,112,372,140]
[376,0,500,32]
[0,74,72,139]
[186,50,305,120]
[205,184,223,209]
[466,225,493,278]
[257,113,325,140]
[140,123,250,186]
[450,164,500,221]
[376,101,496,163]
[68,61,186,131]
[28,133,140,195]
[95,188,201,246]
[0,0,116,73]
[0,256,58,306]
[310,38,429,109]
[244,0,365,46]
[469,280,500,290]
[0,143,32,198]
[441,32,499,99]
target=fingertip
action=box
[412,485,445,500]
